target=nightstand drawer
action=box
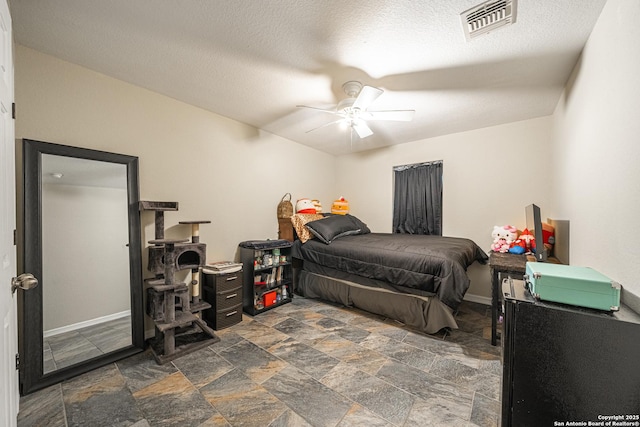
[215,286,242,310]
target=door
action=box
[0,0,16,425]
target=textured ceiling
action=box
[9,0,607,155]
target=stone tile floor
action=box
[17,296,501,427]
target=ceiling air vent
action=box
[460,0,517,41]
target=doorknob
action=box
[11,273,38,294]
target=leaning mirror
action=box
[21,139,144,395]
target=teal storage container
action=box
[524,262,621,311]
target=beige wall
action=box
[551,0,640,297]
[336,117,554,300]
[15,46,337,337]
[15,45,336,269]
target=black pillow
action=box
[344,214,371,234]
[306,214,370,244]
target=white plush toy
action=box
[491,225,518,253]
[295,198,316,214]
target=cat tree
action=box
[140,201,218,364]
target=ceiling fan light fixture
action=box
[336,98,357,113]
[297,80,414,140]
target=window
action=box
[392,160,443,235]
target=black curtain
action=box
[392,161,443,235]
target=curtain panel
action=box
[392,161,443,235]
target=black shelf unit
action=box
[239,240,293,315]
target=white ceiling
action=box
[10,0,607,155]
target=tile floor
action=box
[17,296,501,427]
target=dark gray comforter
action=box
[292,233,488,309]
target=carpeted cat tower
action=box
[140,201,218,364]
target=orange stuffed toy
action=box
[330,197,350,215]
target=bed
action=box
[290,213,488,334]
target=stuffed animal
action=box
[330,197,350,215]
[508,238,526,254]
[491,225,518,253]
[542,222,555,252]
[528,223,556,254]
[311,199,322,213]
[518,228,536,253]
[295,198,316,214]
[492,238,510,253]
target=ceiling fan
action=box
[297,81,415,139]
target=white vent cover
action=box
[461,0,517,41]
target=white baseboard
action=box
[463,293,491,306]
[44,310,131,338]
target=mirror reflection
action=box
[41,154,132,374]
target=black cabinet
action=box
[501,279,640,427]
[201,270,243,330]
[239,240,293,315]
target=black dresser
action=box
[201,269,243,330]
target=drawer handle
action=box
[226,311,237,317]
[226,276,237,281]
[225,293,237,299]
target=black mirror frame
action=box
[20,139,145,395]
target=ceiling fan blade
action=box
[305,118,344,133]
[352,120,373,139]
[297,105,337,115]
[352,85,383,110]
[362,110,415,122]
